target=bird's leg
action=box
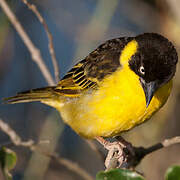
[96,137,126,168]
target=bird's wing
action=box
[54,59,97,97]
[54,37,132,97]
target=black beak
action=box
[140,78,159,108]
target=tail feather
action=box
[3,87,56,104]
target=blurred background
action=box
[0,0,180,179]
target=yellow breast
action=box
[59,64,172,138]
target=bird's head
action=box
[128,33,178,107]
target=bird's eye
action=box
[139,66,145,75]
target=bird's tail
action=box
[3,87,57,104]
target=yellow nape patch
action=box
[120,40,138,65]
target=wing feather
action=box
[54,37,133,97]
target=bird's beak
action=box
[140,78,159,108]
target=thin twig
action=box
[145,136,180,154]
[21,0,60,82]
[0,0,55,85]
[0,119,34,147]
[0,1,92,179]
[0,119,93,180]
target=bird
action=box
[3,33,178,167]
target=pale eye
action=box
[139,66,145,75]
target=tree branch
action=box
[106,136,180,170]
[0,119,93,180]
[0,0,55,85]
[21,0,60,82]
[0,1,94,179]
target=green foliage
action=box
[165,165,180,180]
[96,168,145,180]
[0,147,17,180]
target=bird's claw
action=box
[103,141,126,169]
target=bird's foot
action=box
[104,140,125,169]
[96,136,136,169]
[116,136,135,157]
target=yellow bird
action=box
[4,33,178,162]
